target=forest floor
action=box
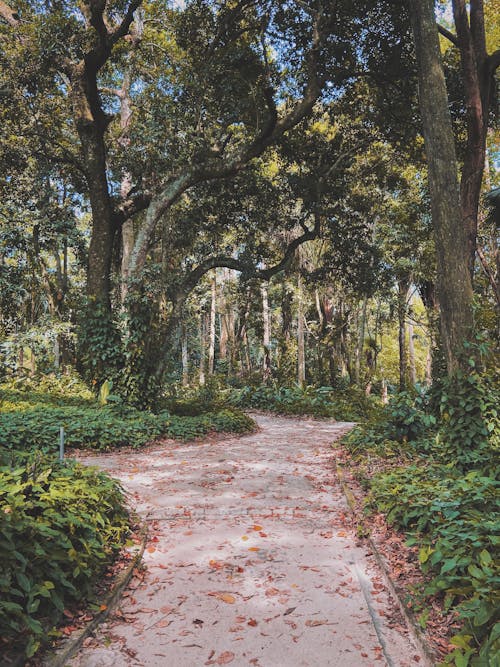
[55,414,428,667]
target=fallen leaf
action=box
[248,547,260,552]
[208,592,236,604]
[160,605,174,614]
[155,619,171,628]
[252,525,262,531]
[305,619,328,627]
[283,607,296,616]
[209,560,224,570]
[241,535,249,541]
[217,652,235,665]
[247,619,258,626]
[265,587,280,597]
[259,532,268,537]
[99,604,107,612]
[147,546,156,553]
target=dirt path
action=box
[64,414,424,667]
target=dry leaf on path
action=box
[208,592,236,604]
[305,619,329,627]
[217,651,235,664]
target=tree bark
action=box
[410,0,475,375]
[199,312,206,386]
[398,279,409,391]
[181,324,189,387]
[354,297,367,385]
[297,275,306,387]
[208,271,217,375]
[262,283,271,381]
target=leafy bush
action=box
[0,375,256,454]
[342,372,499,666]
[0,405,164,453]
[434,371,499,470]
[369,465,499,666]
[0,454,129,658]
[228,383,377,421]
[164,409,256,441]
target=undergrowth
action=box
[0,453,129,659]
[0,375,255,454]
[342,371,499,667]
[227,383,378,421]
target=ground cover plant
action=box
[342,373,500,666]
[0,452,129,659]
[0,375,256,455]
[227,383,379,421]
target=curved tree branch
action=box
[437,23,459,46]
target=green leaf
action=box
[16,571,31,593]
[419,545,434,564]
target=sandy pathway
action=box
[64,414,423,667]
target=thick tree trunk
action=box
[70,62,116,309]
[451,0,495,275]
[410,0,475,375]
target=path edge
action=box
[336,462,437,667]
[43,522,149,667]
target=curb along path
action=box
[62,414,425,667]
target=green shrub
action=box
[434,371,499,470]
[164,409,255,441]
[0,454,129,658]
[228,383,377,421]
[0,405,164,453]
[369,465,499,666]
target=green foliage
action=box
[120,288,164,410]
[0,453,129,658]
[165,409,255,441]
[343,369,499,665]
[76,301,124,391]
[229,383,378,421]
[0,377,255,454]
[433,370,499,470]
[369,465,499,666]
[0,403,164,453]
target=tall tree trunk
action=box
[408,319,417,386]
[208,271,217,375]
[181,323,189,387]
[199,312,206,386]
[408,292,417,386]
[297,276,306,386]
[410,0,475,375]
[398,279,409,391]
[354,297,367,385]
[450,0,499,275]
[262,283,271,381]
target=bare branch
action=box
[437,23,459,47]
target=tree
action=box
[437,0,500,275]
[409,0,475,375]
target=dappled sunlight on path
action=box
[66,415,423,667]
